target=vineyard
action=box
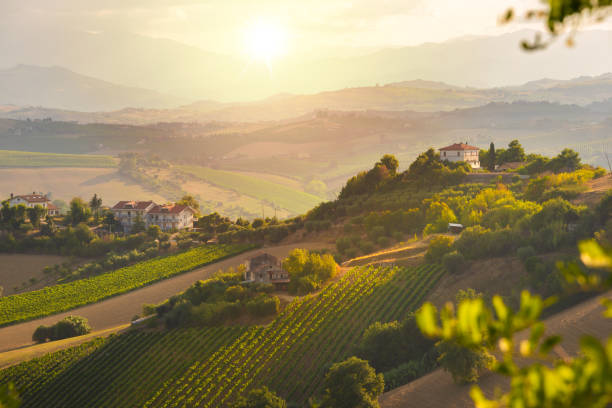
[0,150,116,168]
[0,244,252,327]
[0,264,444,407]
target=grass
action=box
[178,165,323,215]
[0,150,116,168]
[0,244,253,327]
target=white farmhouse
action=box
[145,204,196,232]
[111,201,156,233]
[7,193,59,216]
[111,200,196,233]
[439,143,480,169]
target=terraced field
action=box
[0,264,445,407]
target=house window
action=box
[457,152,460,156]
[443,152,446,157]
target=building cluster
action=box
[110,201,196,233]
[7,193,59,216]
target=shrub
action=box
[516,246,537,263]
[33,315,91,343]
[377,236,391,248]
[358,239,375,254]
[321,357,384,408]
[425,235,454,263]
[232,386,286,408]
[246,295,280,317]
[336,237,352,254]
[442,251,466,274]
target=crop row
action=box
[0,244,252,327]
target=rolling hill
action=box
[0,65,187,112]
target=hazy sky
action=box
[2,0,549,58]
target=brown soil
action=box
[572,174,612,207]
[0,254,70,296]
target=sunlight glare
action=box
[244,20,288,62]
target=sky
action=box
[1,0,547,58]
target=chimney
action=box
[10,193,13,199]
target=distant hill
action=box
[2,72,612,124]
[2,28,612,101]
[0,65,187,112]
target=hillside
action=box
[0,264,445,407]
[0,65,187,111]
[379,290,612,408]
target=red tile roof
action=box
[13,194,50,203]
[147,204,194,215]
[439,143,480,151]
[112,201,155,210]
[47,203,58,210]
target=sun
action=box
[244,20,288,63]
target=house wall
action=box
[8,198,49,209]
[440,149,480,168]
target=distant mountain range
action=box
[0,65,187,112]
[2,72,612,124]
[1,28,611,102]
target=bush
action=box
[425,235,454,263]
[377,236,391,248]
[32,315,91,343]
[246,295,280,317]
[321,357,384,408]
[232,386,286,408]
[442,251,466,274]
[517,246,537,263]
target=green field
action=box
[179,165,323,214]
[0,244,252,327]
[0,150,116,168]
[0,264,445,407]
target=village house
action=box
[439,143,480,169]
[244,253,290,290]
[111,200,196,233]
[7,193,59,216]
[145,204,196,232]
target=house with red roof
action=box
[8,192,59,216]
[439,142,480,169]
[145,204,196,232]
[111,201,196,232]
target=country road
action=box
[0,242,329,353]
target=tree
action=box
[40,215,57,236]
[321,357,384,408]
[67,198,90,226]
[504,140,526,163]
[434,289,494,384]
[548,148,581,173]
[147,225,162,240]
[132,214,146,233]
[502,1,612,50]
[178,195,200,216]
[26,205,46,228]
[378,154,399,176]
[103,211,118,233]
[232,386,286,408]
[89,194,103,223]
[33,315,91,343]
[487,142,496,171]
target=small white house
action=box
[110,200,196,233]
[7,193,59,216]
[439,143,480,169]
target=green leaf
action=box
[539,335,562,355]
[579,240,612,269]
[416,302,440,337]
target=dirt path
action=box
[379,290,612,408]
[0,242,329,353]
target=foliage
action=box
[424,201,457,234]
[436,339,494,384]
[425,235,454,263]
[66,198,91,226]
[320,357,384,408]
[283,249,338,295]
[416,239,612,407]
[0,244,251,327]
[339,155,397,199]
[0,383,20,408]
[33,315,91,343]
[233,387,287,408]
[442,251,466,274]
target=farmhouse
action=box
[145,204,196,232]
[244,253,290,290]
[111,200,196,233]
[439,143,480,169]
[7,193,59,216]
